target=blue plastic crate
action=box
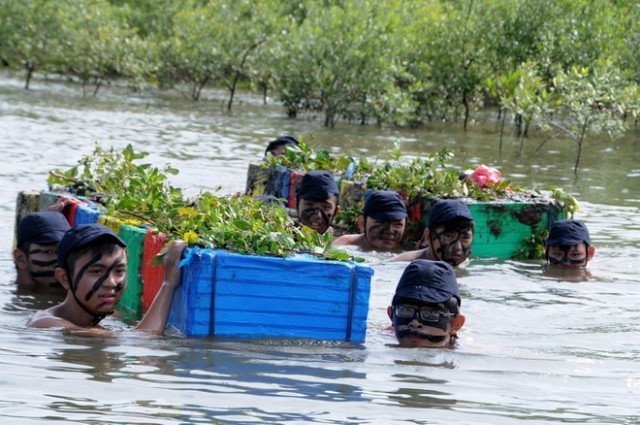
[168,247,373,343]
[74,204,102,224]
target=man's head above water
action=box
[55,223,128,325]
[423,200,475,266]
[332,190,408,251]
[545,219,595,269]
[14,212,71,289]
[388,259,465,348]
[27,223,187,335]
[265,135,299,157]
[360,190,408,251]
[295,170,340,235]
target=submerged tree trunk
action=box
[462,91,470,131]
[227,43,259,112]
[360,93,367,125]
[324,97,338,128]
[227,71,241,112]
[499,107,506,153]
[574,117,589,177]
[93,78,102,97]
[24,64,35,90]
[192,76,209,101]
[515,113,523,137]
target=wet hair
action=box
[16,241,30,256]
[442,298,460,316]
[63,239,126,280]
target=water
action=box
[1,72,639,424]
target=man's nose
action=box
[380,223,393,233]
[306,208,322,217]
[558,255,572,264]
[103,272,120,288]
[408,318,423,328]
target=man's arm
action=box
[135,240,187,334]
[332,234,362,246]
[390,249,425,262]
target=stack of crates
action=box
[14,190,375,343]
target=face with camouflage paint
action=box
[546,243,593,269]
[428,221,474,266]
[17,243,60,287]
[388,300,465,348]
[363,217,406,251]
[297,197,338,234]
[67,246,128,316]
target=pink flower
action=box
[468,164,502,188]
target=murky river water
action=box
[1,73,639,424]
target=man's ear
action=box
[587,245,596,260]
[357,215,365,232]
[13,248,28,270]
[387,306,394,320]
[451,314,465,332]
[55,267,71,291]
[419,228,431,249]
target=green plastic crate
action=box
[116,224,147,321]
[460,202,562,259]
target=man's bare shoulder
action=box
[27,307,78,329]
[27,309,115,337]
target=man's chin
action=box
[310,224,327,233]
[302,221,326,233]
[444,252,467,265]
[396,332,450,348]
[374,239,401,250]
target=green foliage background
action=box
[1,0,638,170]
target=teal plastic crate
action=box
[168,247,373,343]
[116,224,147,321]
[466,202,563,259]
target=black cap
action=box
[296,170,339,201]
[546,219,591,247]
[428,200,473,228]
[392,259,461,306]
[17,212,70,246]
[363,191,407,221]
[57,224,126,268]
[266,135,299,153]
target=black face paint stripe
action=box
[31,259,57,267]
[301,207,335,230]
[73,253,104,291]
[429,233,444,259]
[84,254,126,302]
[432,232,471,263]
[28,270,56,278]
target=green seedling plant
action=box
[264,135,372,178]
[48,143,360,262]
[366,149,518,201]
[547,186,580,218]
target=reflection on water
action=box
[1,73,640,423]
[4,289,66,315]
